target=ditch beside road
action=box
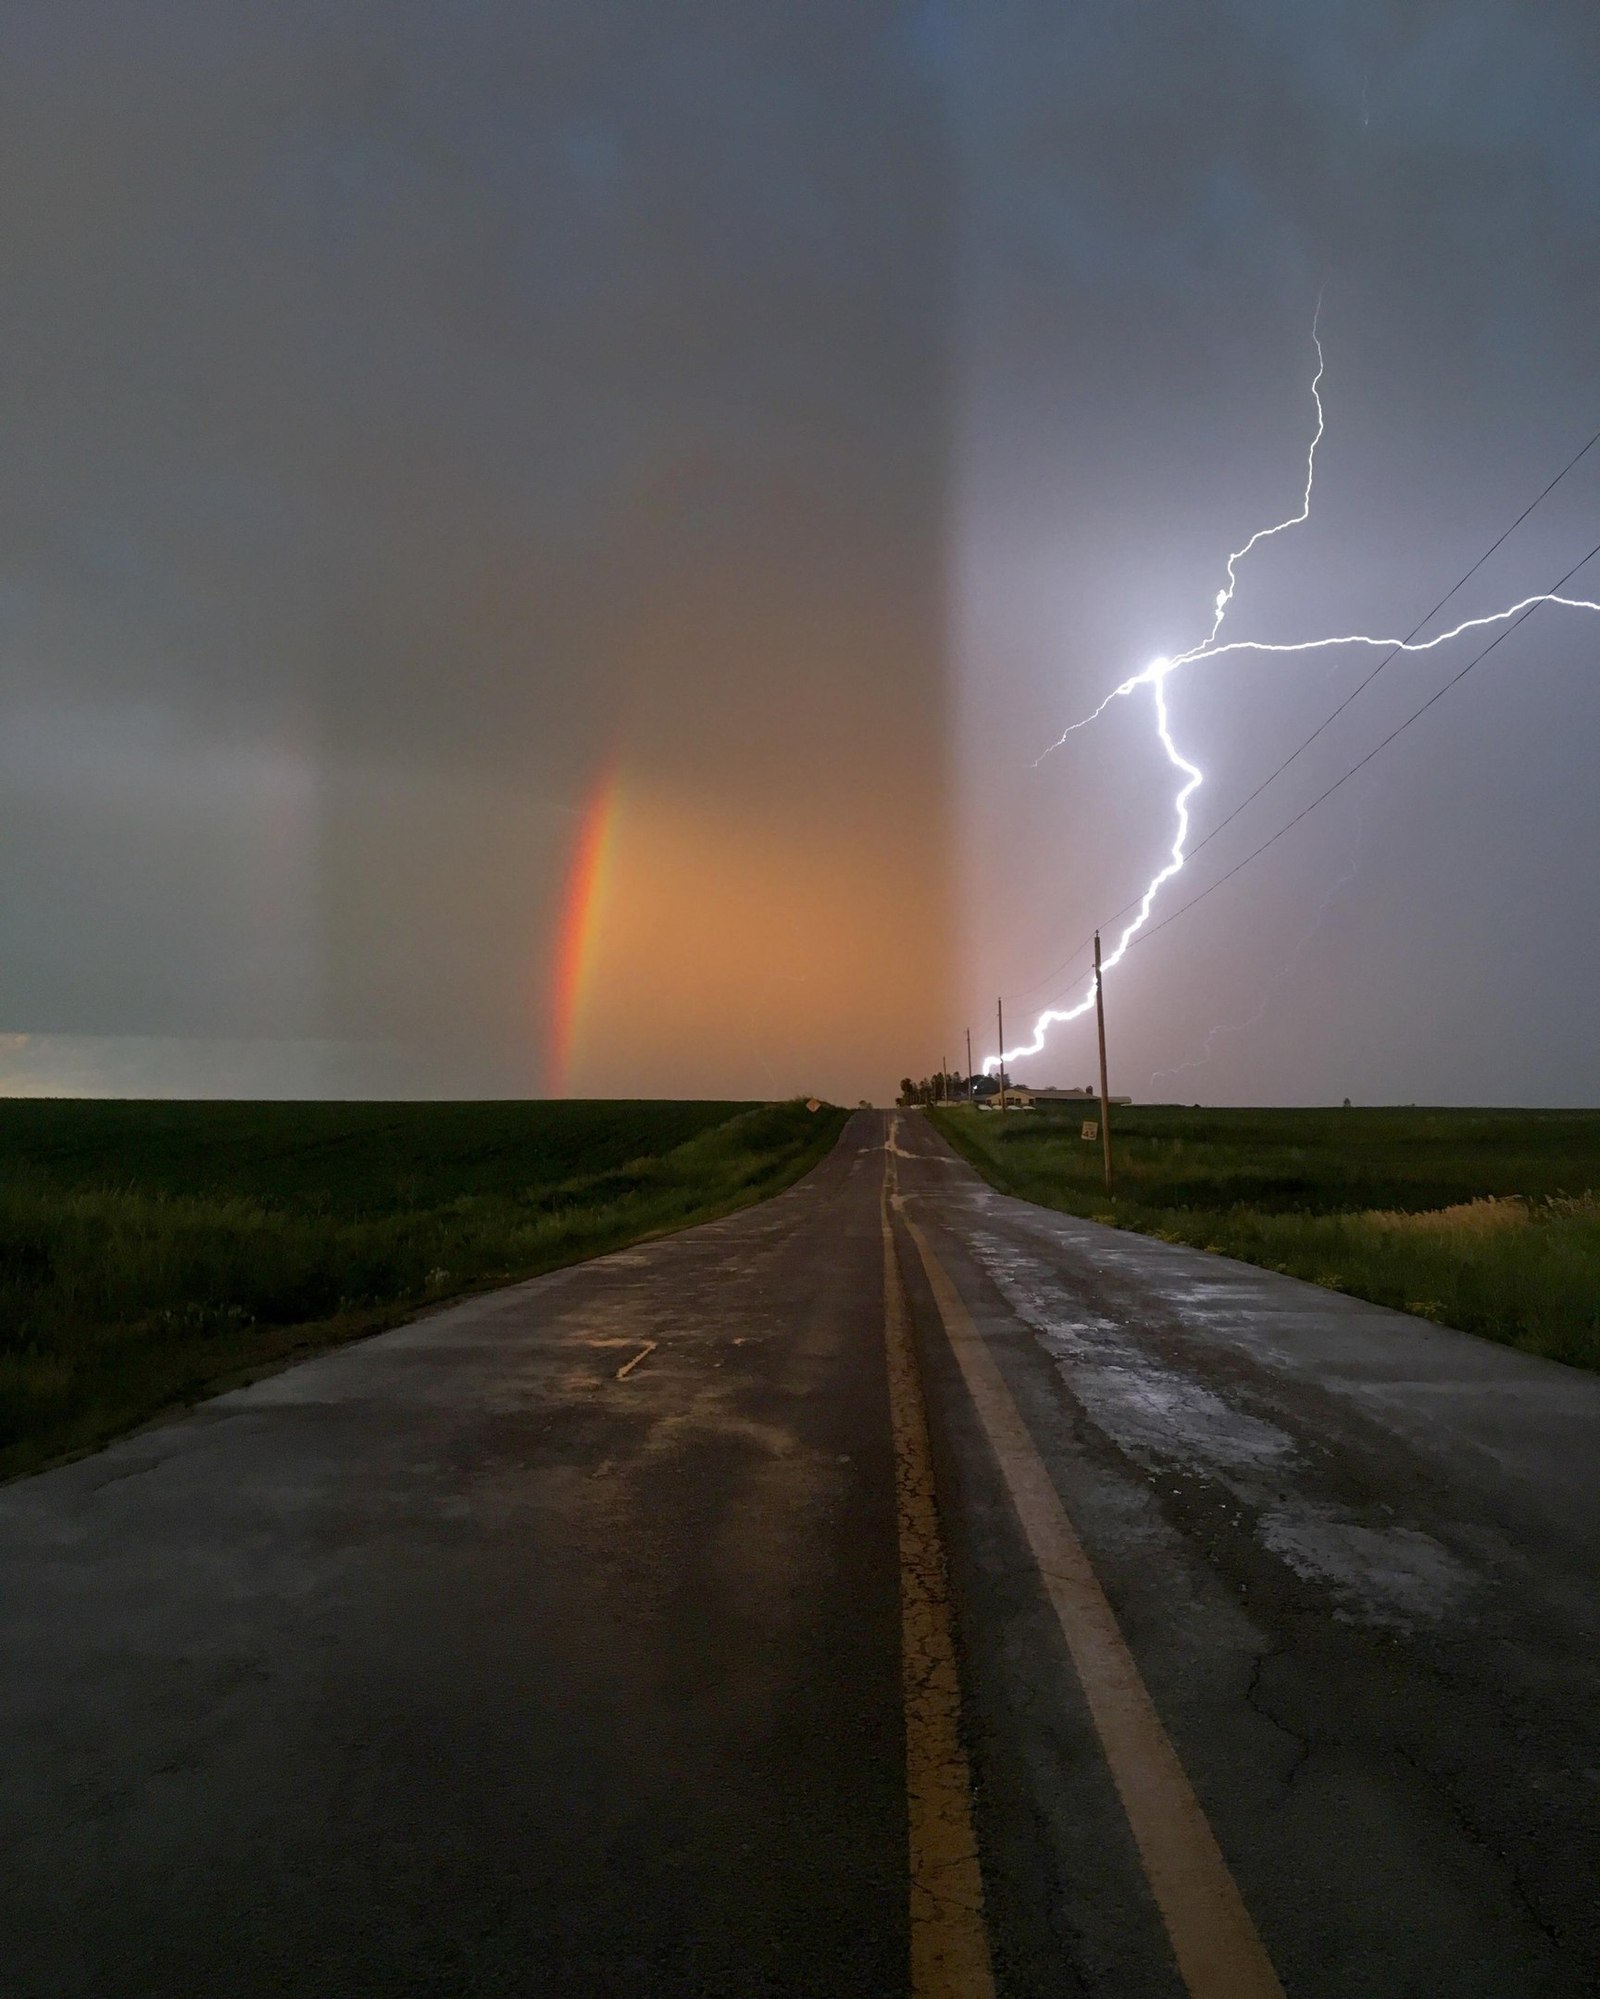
[1,1110,1596,1996]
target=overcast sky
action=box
[2,1,1597,1103]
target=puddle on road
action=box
[972,1232,1296,1481]
[967,1230,1475,1630]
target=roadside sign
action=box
[1081,1121,1099,1141]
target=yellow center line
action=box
[892,1140,1285,1999]
[881,1151,997,1999]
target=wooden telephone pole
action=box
[965,1027,974,1105]
[1094,932,1114,1194]
[996,997,1007,1111]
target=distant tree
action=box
[898,1077,916,1107]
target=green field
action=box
[0,1097,848,1480]
[928,1104,1600,1372]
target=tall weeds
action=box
[929,1106,1600,1372]
[0,1098,846,1479]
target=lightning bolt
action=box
[1031,304,1325,770]
[987,312,1600,1077]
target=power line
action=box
[1130,533,1600,952]
[1000,414,1600,1017]
[1000,926,1097,1008]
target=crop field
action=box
[0,1097,847,1480]
[929,1104,1600,1372]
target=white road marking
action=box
[891,1124,1284,1999]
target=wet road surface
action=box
[2,1109,1597,1995]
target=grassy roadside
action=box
[0,1097,848,1481]
[927,1104,1600,1372]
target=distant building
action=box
[1011,1084,1133,1108]
[968,1077,1132,1110]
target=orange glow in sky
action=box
[548,760,624,1094]
[550,773,945,1102]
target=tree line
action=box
[897,1071,972,1107]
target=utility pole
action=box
[941,1054,948,1105]
[996,997,1007,1112]
[1093,931,1114,1195]
[965,1027,974,1105]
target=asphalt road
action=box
[2,1110,1597,1996]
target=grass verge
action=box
[1,1097,847,1481]
[927,1104,1600,1372]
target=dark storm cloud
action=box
[6,1,1596,1103]
[0,2,951,1097]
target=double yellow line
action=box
[882,1136,1285,1999]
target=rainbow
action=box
[548,760,623,1094]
